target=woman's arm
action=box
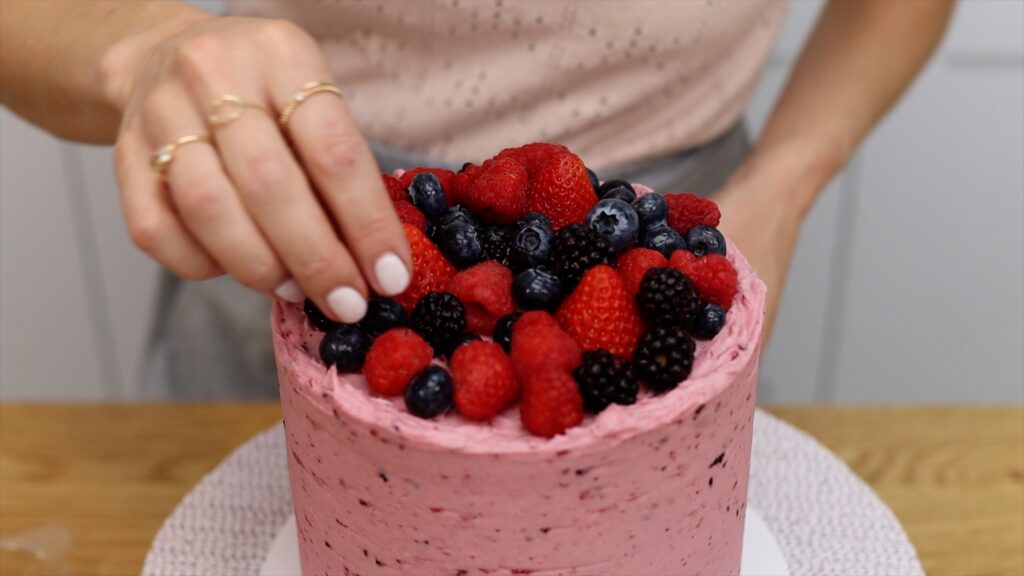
[0,1,209,143]
[715,0,955,341]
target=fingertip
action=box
[274,278,306,303]
[326,285,368,323]
[373,251,410,296]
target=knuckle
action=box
[175,33,228,69]
[236,257,282,290]
[174,178,224,219]
[294,250,343,284]
[308,130,361,177]
[142,84,178,121]
[258,19,310,49]
[241,150,291,196]
[127,214,164,252]
[179,260,222,281]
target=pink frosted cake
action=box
[273,145,766,575]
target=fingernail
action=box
[273,279,305,303]
[374,252,411,296]
[326,286,367,323]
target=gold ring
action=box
[208,94,268,127]
[150,134,211,176]
[278,81,343,126]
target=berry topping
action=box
[520,371,584,438]
[669,251,738,310]
[551,223,615,291]
[364,328,433,396]
[439,331,483,360]
[451,341,519,421]
[397,224,457,310]
[405,366,455,419]
[639,225,686,257]
[439,204,477,228]
[467,157,528,224]
[585,198,639,252]
[683,225,727,257]
[632,325,696,392]
[597,180,637,204]
[574,350,638,413]
[382,173,408,202]
[319,324,372,373]
[512,267,563,311]
[449,163,481,206]
[492,311,522,352]
[304,299,338,332]
[690,302,727,340]
[556,265,643,358]
[436,218,484,269]
[360,297,408,336]
[665,193,721,234]
[407,172,448,218]
[449,261,516,334]
[585,167,600,193]
[480,223,514,267]
[393,200,426,231]
[400,167,455,194]
[632,193,669,231]
[411,291,466,352]
[511,213,556,272]
[511,311,581,384]
[636,267,701,328]
[526,152,598,229]
[616,248,669,296]
[494,142,569,177]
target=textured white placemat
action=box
[142,410,923,576]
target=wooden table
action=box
[1,405,1021,576]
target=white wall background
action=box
[2,0,1022,402]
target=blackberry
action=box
[360,297,407,336]
[405,366,454,419]
[411,292,466,353]
[481,224,514,267]
[319,324,372,372]
[637,267,701,327]
[492,312,522,353]
[632,325,696,393]
[574,350,638,413]
[303,299,338,332]
[551,224,615,291]
[439,331,482,360]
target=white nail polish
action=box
[326,286,368,323]
[273,279,305,303]
[374,252,411,296]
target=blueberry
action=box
[319,324,371,372]
[512,214,555,271]
[690,302,726,340]
[603,187,637,203]
[585,168,600,194]
[404,366,454,418]
[408,172,447,219]
[513,267,563,310]
[684,225,727,257]
[492,312,522,352]
[598,180,637,204]
[425,219,437,241]
[640,225,686,257]
[632,194,668,231]
[440,331,482,360]
[303,299,338,332]
[360,297,407,336]
[585,198,639,252]
[437,220,483,268]
[439,204,476,228]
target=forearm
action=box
[735,0,955,213]
[0,0,210,143]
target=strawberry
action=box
[393,200,426,231]
[449,261,516,334]
[400,167,456,197]
[616,248,669,296]
[397,224,457,310]
[510,311,581,385]
[364,328,433,396]
[382,173,408,202]
[520,370,584,437]
[665,193,721,234]
[556,265,643,358]
[669,251,738,310]
[526,152,598,230]
[466,158,528,225]
[451,341,518,421]
[494,142,570,178]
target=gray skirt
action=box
[144,124,750,399]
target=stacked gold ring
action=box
[278,81,344,126]
[150,134,211,176]
[208,94,268,128]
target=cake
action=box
[273,145,766,575]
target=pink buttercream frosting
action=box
[273,189,766,575]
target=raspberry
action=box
[665,193,721,234]
[632,325,696,392]
[398,224,457,310]
[467,157,528,225]
[411,291,466,353]
[551,223,615,291]
[526,152,598,230]
[514,310,562,334]
[556,265,643,358]
[494,142,569,178]
[393,200,426,231]
[574,350,638,413]
[520,370,584,437]
[449,260,516,335]
[400,167,455,197]
[449,163,481,206]
[636,267,701,327]
[510,312,581,385]
[451,341,518,421]
[364,328,433,396]
[383,173,408,202]
[669,251,738,310]
[616,248,668,296]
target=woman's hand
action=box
[102,15,410,323]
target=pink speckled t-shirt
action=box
[227,0,787,169]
